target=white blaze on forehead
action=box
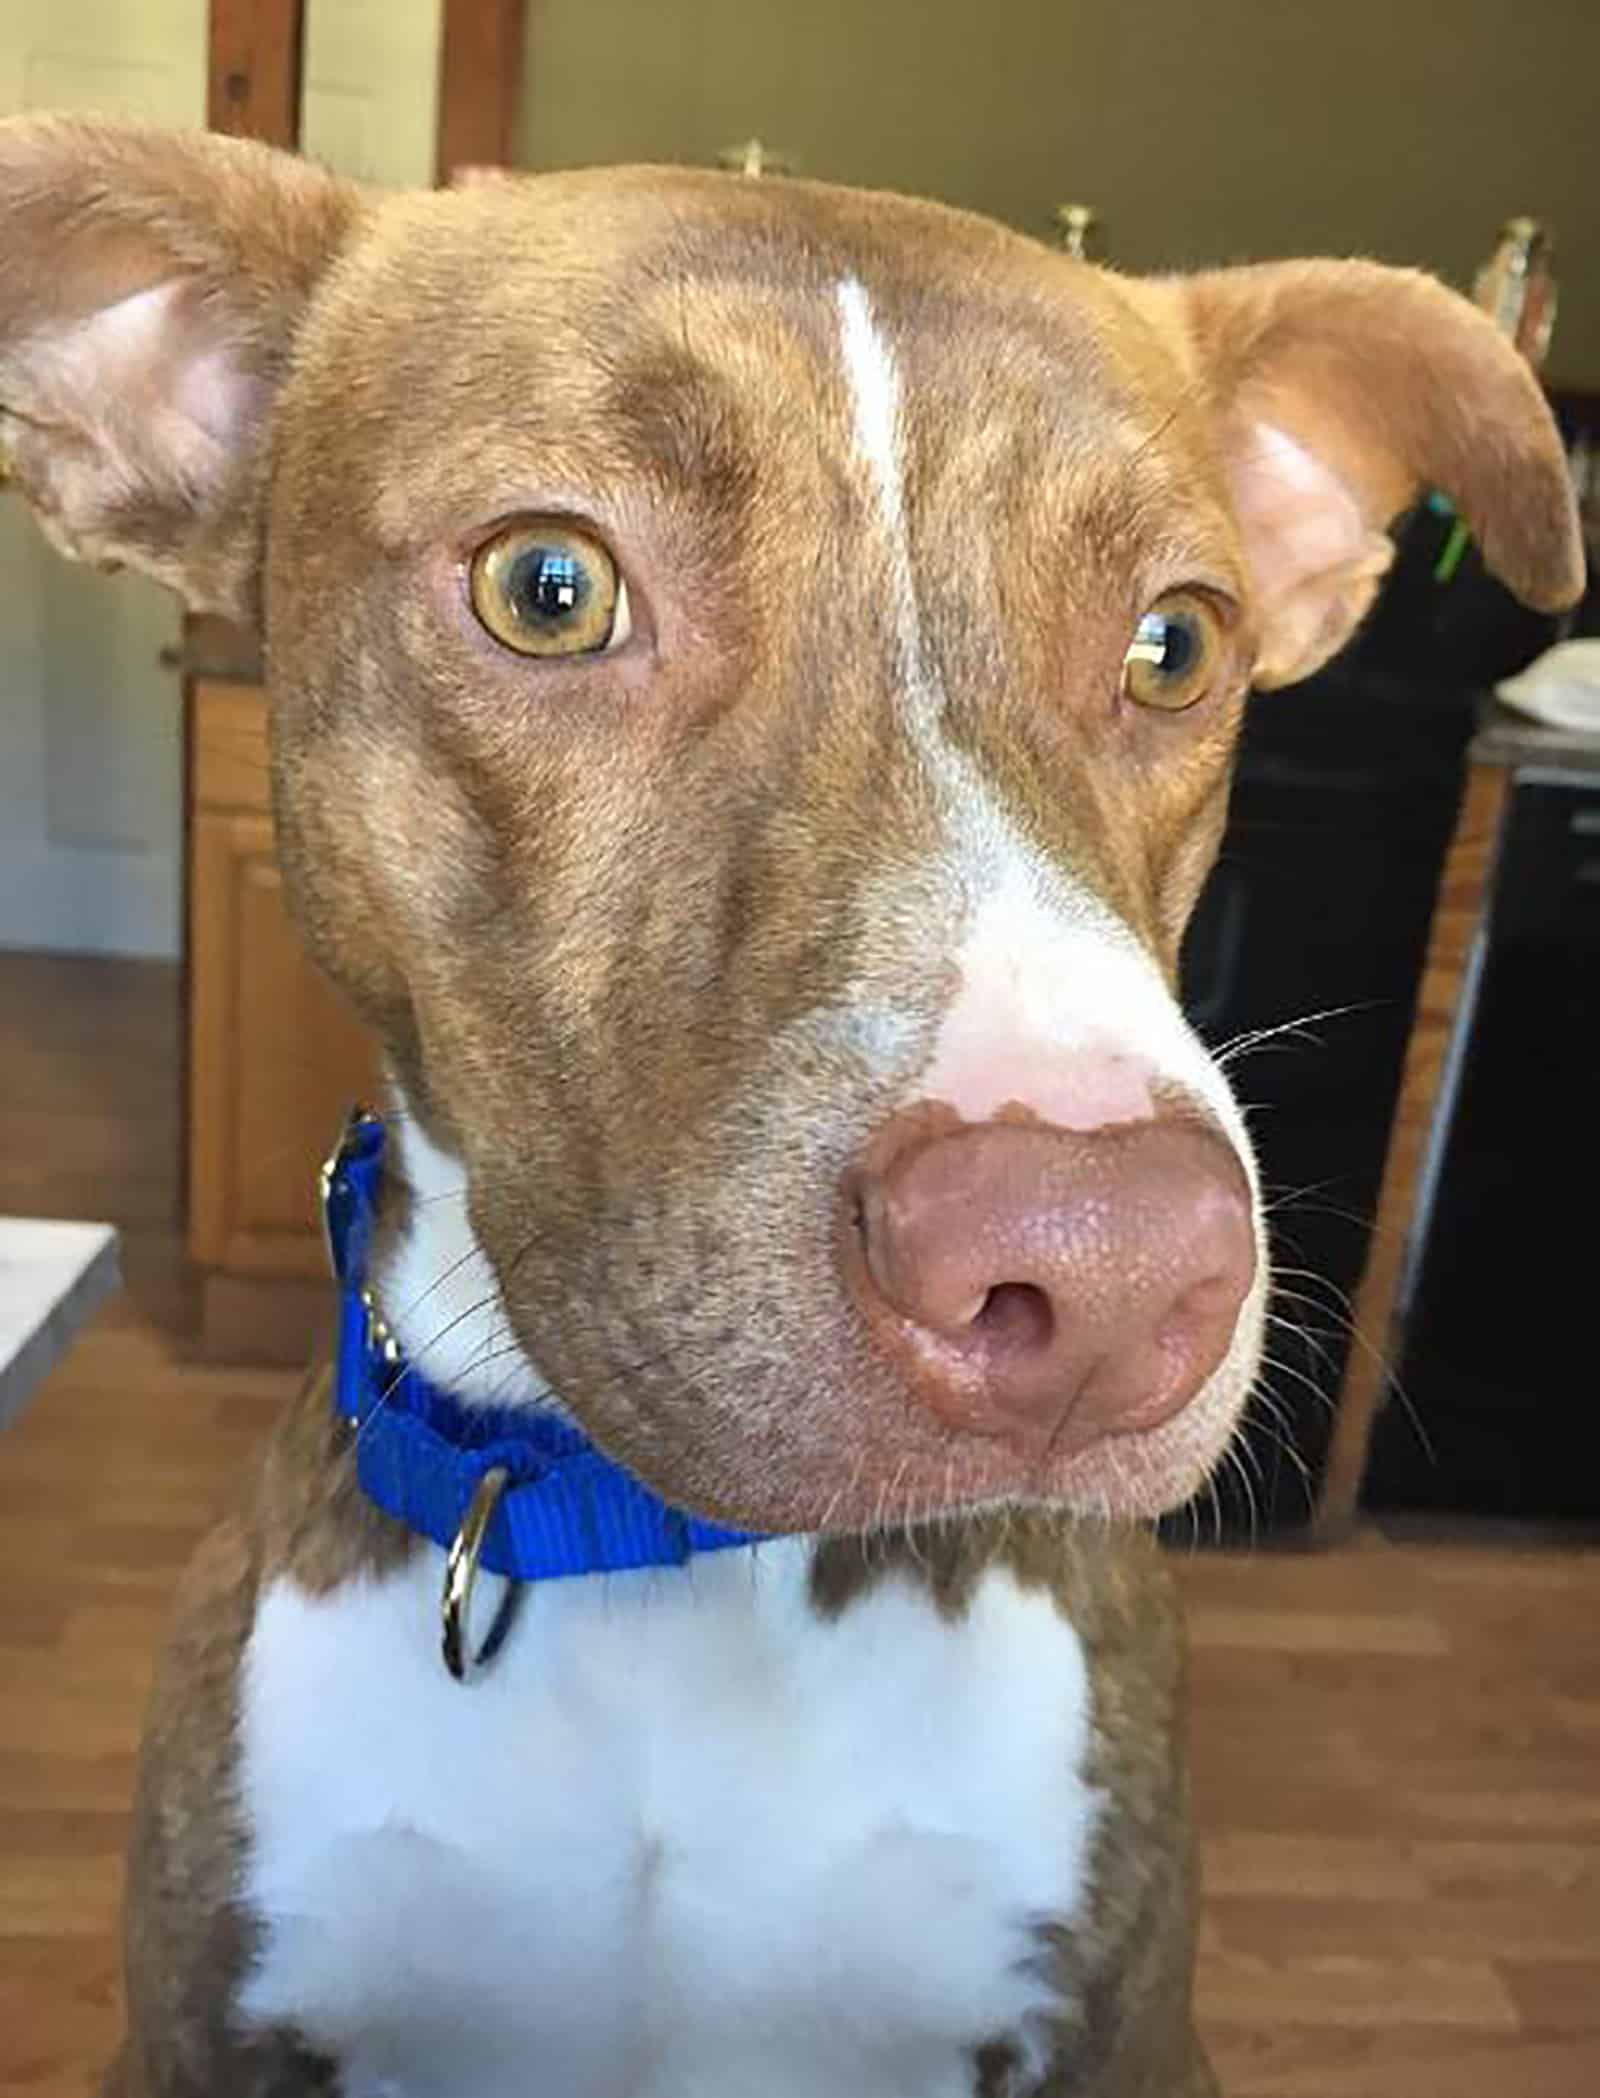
[835,277,906,538]
[834,276,928,707]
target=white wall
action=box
[302,0,442,187]
[0,0,205,959]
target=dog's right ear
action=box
[0,117,362,620]
[1166,260,1584,688]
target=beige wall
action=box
[301,0,441,187]
[517,0,1600,386]
[0,0,204,957]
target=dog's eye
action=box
[1122,592,1220,711]
[469,521,630,657]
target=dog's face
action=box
[0,126,1581,1531]
[270,171,1273,1530]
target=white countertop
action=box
[0,1217,120,1431]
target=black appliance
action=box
[1362,770,1600,1521]
[1173,668,1478,1535]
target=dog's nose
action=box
[847,1117,1256,1455]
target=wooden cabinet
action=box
[187,679,378,1356]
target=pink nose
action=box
[846,1117,1255,1455]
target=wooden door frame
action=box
[206,1,526,170]
[207,0,304,144]
[436,0,526,181]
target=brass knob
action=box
[716,138,796,179]
[1052,202,1101,262]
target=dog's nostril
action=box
[1157,1274,1240,1356]
[972,1281,1054,1353]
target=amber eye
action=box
[1122,591,1222,711]
[469,521,628,657]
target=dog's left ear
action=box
[1172,260,1585,687]
[0,117,362,621]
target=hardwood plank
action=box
[1201,1833,1432,1902]
[1196,1947,1520,2030]
[1208,1890,1600,1967]
[1186,1605,1450,1657]
[1502,1962,1600,2034]
[1200,2024,1600,2098]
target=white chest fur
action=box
[237,1539,1099,2098]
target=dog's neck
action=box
[375,1095,555,1413]
[322,1107,765,1622]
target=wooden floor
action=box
[1,950,1596,2097]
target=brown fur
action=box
[103,1370,417,2098]
[0,121,1580,2098]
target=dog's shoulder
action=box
[112,1362,417,2095]
[117,1489,341,2096]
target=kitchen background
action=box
[3,10,1598,2092]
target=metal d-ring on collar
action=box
[440,1464,512,1680]
[318,1104,762,1684]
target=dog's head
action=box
[0,122,1580,1530]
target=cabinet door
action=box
[188,807,378,1276]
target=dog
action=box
[0,118,1581,2098]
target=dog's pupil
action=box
[512,546,588,625]
[1156,615,1194,677]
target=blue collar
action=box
[322,1109,760,1587]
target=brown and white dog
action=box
[0,121,1581,2098]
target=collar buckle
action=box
[320,1102,383,1284]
